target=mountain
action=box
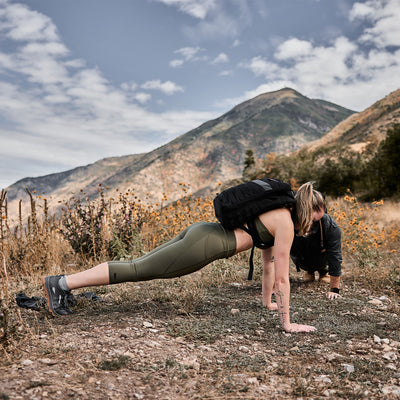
[5,88,354,219]
[304,88,400,154]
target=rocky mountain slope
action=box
[5,88,353,219]
[304,88,400,154]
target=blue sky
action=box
[1,0,400,189]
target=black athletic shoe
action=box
[42,275,73,316]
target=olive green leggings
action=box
[108,222,236,284]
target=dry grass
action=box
[1,186,400,399]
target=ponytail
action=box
[295,182,326,236]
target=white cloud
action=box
[275,38,313,60]
[134,92,152,104]
[212,52,229,64]
[241,30,400,111]
[0,1,59,41]
[219,70,233,77]
[174,46,203,59]
[153,0,216,19]
[169,46,206,67]
[169,59,184,68]
[232,39,240,47]
[183,10,240,41]
[242,56,280,77]
[350,0,400,48]
[141,80,184,95]
[0,0,216,187]
[120,81,138,91]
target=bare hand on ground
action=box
[285,323,316,333]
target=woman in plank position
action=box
[43,182,324,333]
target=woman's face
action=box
[312,208,325,222]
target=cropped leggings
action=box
[108,222,237,284]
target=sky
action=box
[1,0,400,189]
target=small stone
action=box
[231,308,240,315]
[22,359,34,366]
[382,385,400,396]
[368,299,383,306]
[342,363,355,373]
[383,352,397,361]
[325,352,341,361]
[373,335,381,343]
[247,377,259,385]
[143,321,153,328]
[315,375,332,384]
[181,357,200,371]
[382,344,392,352]
[239,346,250,353]
[39,358,57,365]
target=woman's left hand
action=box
[285,323,316,333]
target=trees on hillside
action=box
[362,123,400,198]
[243,124,400,199]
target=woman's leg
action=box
[66,262,109,290]
[43,222,236,316]
[108,222,236,283]
[61,226,194,290]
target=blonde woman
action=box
[43,182,325,333]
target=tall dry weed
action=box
[329,194,400,291]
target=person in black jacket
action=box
[290,208,342,300]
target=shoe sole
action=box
[42,277,65,317]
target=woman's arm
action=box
[269,211,316,333]
[261,247,277,310]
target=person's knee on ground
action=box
[300,266,329,283]
[303,270,315,282]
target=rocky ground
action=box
[1,270,399,400]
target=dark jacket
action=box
[290,213,342,276]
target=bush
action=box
[362,123,400,199]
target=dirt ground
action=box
[1,269,399,400]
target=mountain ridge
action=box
[304,88,400,154]
[5,87,355,219]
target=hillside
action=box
[304,88,400,154]
[5,88,353,219]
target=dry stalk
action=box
[0,189,6,253]
[0,250,9,344]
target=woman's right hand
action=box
[284,323,316,333]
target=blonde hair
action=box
[295,182,326,236]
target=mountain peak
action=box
[5,88,355,220]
